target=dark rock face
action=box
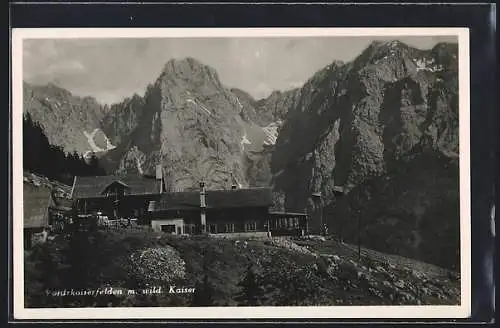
[101,94,145,147]
[269,41,459,269]
[271,61,350,216]
[329,151,460,271]
[231,87,301,127]
[254,89,302,126]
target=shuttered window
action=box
[224,223,235,233]
[245,221,257,232]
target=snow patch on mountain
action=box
[83,150,95,160]
[262,120,282,146]
[273,169,285,178]
[83,130,104,152]
[106,138,115,151]
[235,95,243,108]
[186,98,213,116]
[83,128,116,153]
[412,57,444,72]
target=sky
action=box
[23,35,458,105]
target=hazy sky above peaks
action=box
[23,35,457,105]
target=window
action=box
[183,224,196,235]
[245,221,257,232]
[161,224,176,233]
[224,223,235,233]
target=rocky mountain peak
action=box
[159,57,222,88]
[25,81,73,100]
[327,60,346,69]
[266,40,459,270]
[431,42,458,53]
[368,39,410,52]
[23,81,110,154]
[353,40,417,69]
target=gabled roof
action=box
[269,211,309,217]
[48,190,73,212]
[206,188,273,208]
[71,175,159,199]
[101,180,131,195]
[155,187,273,211]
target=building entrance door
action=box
[161,224,176,233]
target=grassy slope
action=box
[22,171,460,308]
[25,229,460,308]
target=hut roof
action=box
[48,190,73,212]
[269,211,309,217]
[100,180,131,195]
[155,187,273,211]
[71,175,158,199]
[23,184,50,229]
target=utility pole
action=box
[356,189,368,261]
[199,181,207,234]
[357,208,361,261]
[320,202,324,236]
[156,164,163,193]
[311,192,322,235]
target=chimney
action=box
[199,181,207,233]
[49,188,58,206]
[230,172,238,190]
[156,164,163,194]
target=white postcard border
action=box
[11,27,471,320]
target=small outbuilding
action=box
[23,184,51,249]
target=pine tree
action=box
[235,264,266,306]
[23,112,108,181]
[191,250,215,306]
[191,273,214,306]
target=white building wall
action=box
[151,218,185,234]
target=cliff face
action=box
[270,60,350,212]
[97,57,294,192]
[330,151,460,271]
[99,58,304,191]
[101,58,251,190]
[101,94,145,147]
[268,41,459,269]
[23,82,113,154]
